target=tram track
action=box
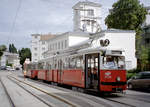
[0,77,16,107]
[124,93,150,103]
[103,97,136,107]
[8,75,77,107]
[7,76,53,107]
[15,75,137,107]
[86,91,136,107]
[13,74,150,107]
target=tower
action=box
[72,1,102,33]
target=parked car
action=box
[127,71,150,89]
[6,66,15,71]
[0,66,7,70]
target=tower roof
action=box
[72,1,101,9]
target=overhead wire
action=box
[7,0,22,45]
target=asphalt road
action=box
[0,70,150,107]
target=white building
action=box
[73,1,101,33]
[31,33,55,62]
[0,51,21,68]
[31,1,137,70]
[43,29,136,70]
[92,29,137,70]
[43,31,90,58]
[144,6,150,26]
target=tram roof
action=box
[78,47,124,56]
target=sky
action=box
[0,0,150,49]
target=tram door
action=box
[58,59,63,83]
[85,53,99,90]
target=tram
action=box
[24,47,126,93]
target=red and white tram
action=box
[25,48,126,93]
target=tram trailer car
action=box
[25,48,127,93]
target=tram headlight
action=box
[116,76,121,82]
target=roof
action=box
[72,1,101,9]
[47,31,90,41]
[102,29,135,33]
[31,34,40,36]
[40,34,55,41]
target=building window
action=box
[42,47,45,51]
[65,40,67,48]
[88,9,94,16]
[58,42,60,49]
[35,36,38,39]
[42,41,45,45]
[50,45,52,50]
[61,41,63,49]
[145,38,150,44]
[34,53,37,56]
[53,44,55,50]
[55,43,57,50]
[34,47,37,50]
[86,21,90,25]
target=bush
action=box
[127,72,136,80]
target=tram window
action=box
[63,58,69,69]
[54,59,57,69]
[69,57,76,69]
[95,58,98,68]
[102,56,125,69]
[38,63,44,69]
[76,56,83,69]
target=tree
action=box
[105,0,147,31]
[105,0,148,70]
[9,43,17,53]
[0,45,7,51]
[0,45,7,58]
[140,46,149,70]
[19,48,31,66]
[11,44,17,53]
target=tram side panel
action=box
[38,70,47,80]
[31,70,38,79]
[62,69,85,88]
[100,70,126,92]
[46,70,53,82]
[53,70,58,83]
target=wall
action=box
[73,3,101,33]
[92,31,137,70]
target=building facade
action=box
[92,29,137,70]
[0,51,21,68]
[42,29,136,70]
[73,1,101,33]
[43,32,90,59]
[31,33,55,62]
[142,7,150,48]
[30,1,137,70]
[144,6,150,26]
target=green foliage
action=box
[9,44,17,53]
[140,46,149,70]
[105,0,147,31]
[0,44,7,58]
[127,72,136,80]
[6,60,12,67]
[0,51,3,57]
[0,45,7,51]
[19,48,31,65]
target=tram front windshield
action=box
[101,55,125,70]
